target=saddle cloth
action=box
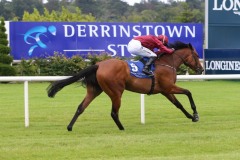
[126,58,155,79]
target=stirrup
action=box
[142,69,154,76]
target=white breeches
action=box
[127,39,157,57]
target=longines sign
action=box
[210,0,240,24]
[206,61,240,71]
[9,22,203,60]
[213,0,240,14]
[204,49,240,74]
[208,0,240,49]
[206,0,240,74]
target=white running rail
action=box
[1,74,240,127]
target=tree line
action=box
[0,0,204,23]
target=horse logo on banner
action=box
[22,25,56,56]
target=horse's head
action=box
[184,43,204,74]
[170,42,204,74]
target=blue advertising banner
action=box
[207,0,240,49]
[10,22,203,60]
[204,49,240,74]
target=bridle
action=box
[173,46,203,74]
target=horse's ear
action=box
[188,43,193,49]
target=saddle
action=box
[126,58,155,79]
[126,58,155,95]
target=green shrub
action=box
[0,44,10,54]
[14,53,193,76]
[34,52,85,76]
[177,64,188,75]
[86,53,112,65]
[35,52,114,76]
[0,39,8,46]
[0,63,16,76]
[0,54,13,64]
[30,52,86,76]
[177,64,195,75]
[15,59,39,76]
[0,23,6,33]
[0,32,7,39]
[0,17,16,76]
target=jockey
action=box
[127,34,174,76]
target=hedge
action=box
[13,52,190,76]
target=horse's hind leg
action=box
[102,85,124,130]
[67,87,102,131]
[111,96,124,130]
[67,100,85,131]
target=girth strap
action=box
[147,76,155,95]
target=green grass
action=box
[0,81,240,160]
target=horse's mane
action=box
[168,41,189,50]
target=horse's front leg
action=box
[183,89,199,122]
[163,89,199,122]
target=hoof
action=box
[67,126,72,131]
[119,127,125,131]
[192,113,199,122]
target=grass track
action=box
[0,80,240,160]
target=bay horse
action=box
[47,41,204,131]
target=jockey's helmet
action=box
[158,35,169,45]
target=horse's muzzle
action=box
[196,68,204,75]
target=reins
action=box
[172,47,199,70]
[155,64,176,70]
[155,46,200,73]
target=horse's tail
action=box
[47,65,99,98]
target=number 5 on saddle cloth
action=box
[126,58,155,79]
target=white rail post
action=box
[24,81,29,127]
[140,94,145,124]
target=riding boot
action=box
[142,57,156,76]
